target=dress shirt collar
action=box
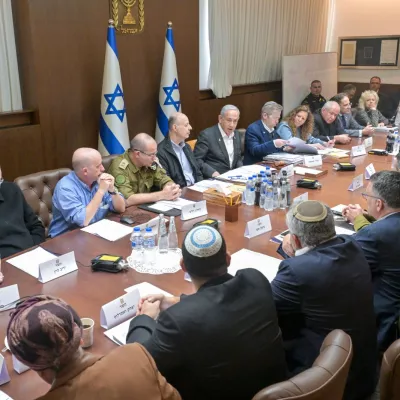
[218,124,235,139]
[380,211,400,220]
[170,139,185,150]
[261,120,275,134]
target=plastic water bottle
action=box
[245,177,253,204]
[254,174,262,206]
[157,214,169,254]
[246,187,255,206]
[280,177,287,209]
[168,216,179,251]
[130,227,143,267]
[264,181,273,211]
[286,179,292,208]
[260,179,267,209]
[393,133,400,155]
[265,166,272,181]
[272,180,279,210]
[143,227,156,266]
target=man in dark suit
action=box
[193,105,243,178]
[301,80,327,113]
[273,200,377,400]
[157,113,203,187]
[331,93,374,138]
[244,101,287,165]
[342,171,400,352]
[369,76,397,119]
[126,225,287,400]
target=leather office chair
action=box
[379,338,400,400]
[186,139,197,151]
[237,128,246,157]
[252,329,353,400]
[14,168,71,237]
[102,154,118,171]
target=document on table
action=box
[335,226,355,236]
[188,180,233,193]
[156,198,195,210]
[217,165,276,183]
[81,219,132,241]
[287,137,318,154]
[0,390,13,400]
[7,247,56,278]
[318,148,349,155]
[228,248,281,282]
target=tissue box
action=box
[203,188,242,206]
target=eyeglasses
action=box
[133,149,157,158]
[361,192,384,202]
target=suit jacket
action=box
[127,270,287,400]
[0,181,45,258]
[338,113,365,137]
[244,120,281,165]
[354,212,400,351]
[38,344,181,400]
[312,109,343,141]
[157,135,203,188]
[377,91,397,119]
[193,125,242,178]
[354,108,388,127]
[272,235,377,400]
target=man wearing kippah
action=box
[126,225,287,400]
[273,200,377,400]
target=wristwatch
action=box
[108,189,119,195]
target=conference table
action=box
[0,133,395,399]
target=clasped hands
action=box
[136,294,180,319]
[98,173,115,192]
[342,204,365,224]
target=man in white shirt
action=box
[194,105,243,178]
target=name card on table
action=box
[365,163,376,180]
[38,251,78,284]
[0,285,19,311]
[304,155,322,168]
[0,355,10,385]
[293,192,309,206]
[181,200,208,221]
[12,355,29,374]
[0,391,13,400]
[351,144,366,157]
[244,215,272,239]
[363,137,373,148]
[100,289,140,329]
[279,164,294,177]
[348,174,364,192]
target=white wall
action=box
[330,0,400,84]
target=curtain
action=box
[208,0,331,98]
[0,0,22,112]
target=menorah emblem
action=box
[110,0,145,34]
[122,0,136,25]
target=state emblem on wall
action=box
[110,0,145,34]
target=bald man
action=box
[48,148,125,237]
[157,113,203,187]
[108,133,180,206]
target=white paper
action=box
[12,355,29,374]
[271,229,290,244]
[0,392,13,400]
[335,226,355,236]
[0,285,19,312]
[292,192,309,205]
[7,247,56,278]
[294,167,322,176]
[157,198,195,211]
[228,249,281,282]
[348,174,364,192]
[263,153,304,164]
[304,155,322,167]
[279,164,294,177]
[104,318,132,346]
[38,251,78,283]
[351,145,366,157]
[331,204,347,214]
[124,282,172,297]
[181,200,208,221]
[365,163,376,180]
[217,165,275,183]
[0,355,10,386]
[363,137,373,148]
[135,216,165,234]
[380,39,398,64]
[244,215,272,239]
[188,180,232,193]
[147,203,173,212]
[81,219,132,241]
[318,148,349,155]
[287,137,318,154]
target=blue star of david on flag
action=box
[163,78,181,111]
[104,84,126,122]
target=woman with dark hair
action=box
[276,105,332,149]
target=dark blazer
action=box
[193,125,242,178]
[377,91,397,119]
[312,109,343,141]
[127,270,287,400]
[272,235,377,400]
[157,135,203,188]
[244,120,281,165]
[301,93,327,113]
[354,212,400,351]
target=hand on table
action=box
[137,300,161,319]
[334,135,351,144]
[162,183,181,200]
[212,171,220,178]
[138,294,179,313]
[282,234,295,258]
[362,125,374,136]
[342,204,365,224]
[310,143,325,150]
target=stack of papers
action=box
[287,137,318,154]
[155,198,195,210]
[294,167,323,176]
[318,148,349,155]
[217,165,276,183]
[263,153,304,165]
[188,180,233,193]
[81,219,132,241]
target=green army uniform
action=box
[108,150,173,199]
[353,214,376,232]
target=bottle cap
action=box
[250,188,255,191]
[146,227,152,232]
[134,227,141,231]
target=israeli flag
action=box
[155,22,181,143]
[98,21,130,156]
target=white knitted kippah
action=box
[184,226,222,258]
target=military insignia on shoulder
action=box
[119,159,129,170]
[150,163,157,171]
[115,175,126,185]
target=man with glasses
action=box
[330,93,374,138]
[343,170,400,351]
[312,101,352,144]
[108,133,181,206]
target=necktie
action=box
[341,114,347,129]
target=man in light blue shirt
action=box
[49,148,125,237]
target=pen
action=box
[228,175,245,179]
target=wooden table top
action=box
[0,133,395,399]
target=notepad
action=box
[81,219,132,241]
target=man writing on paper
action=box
[330,93,374,138]
[126,225,287,400]
[49,148,125,238]
[0,167,45,262]
[274,200,377,400]
[157,113,203,187]
[108,134,181,205]
[193,105,243,178]
[342,171,400,351]
[300,80,327,113]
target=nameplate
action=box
[365,163,376,180]
[0,355,10,385]
[181,200,208,221]
[38,251,78,284]
[363,137,373,148]
[304,155,322,167]
[351,144,366,157]
[348,174,364,192]
[292,192,309,206]
[244,215,272,239]
[279,164,294,177]
[12,355,29,375]
[0,285,19,312]
[100,289,140,329]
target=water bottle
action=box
[168,216,179,251]
[264,181,273,211]
[259,179,267,209]
[245,177,253,205]
[246,187,255,206]
[143,227,156,266]
[254,174,262,206]
[386,133,395,154]
[130,227,143,267]
[286,179,292,208]
[393,133,400,155]
[272,180,279,210]
[157,214,169,254]
[265,166,272,181]
[280,177,287,209]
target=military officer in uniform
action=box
[301,80,327,113]
[108,133,181,206]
